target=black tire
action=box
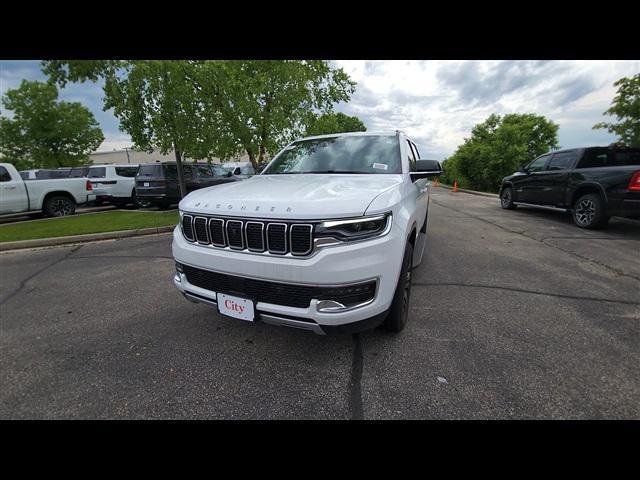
[383,242,414,333]
[43,195,75,217]
[572,193,610,229]
[500,186,517,209]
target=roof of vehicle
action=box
[90,163,141,167]
[295,131,402,142]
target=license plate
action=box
[143,182,150,187]
[217,293,255,322]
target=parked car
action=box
[172,131,443,335]
[221,161,256,177]
[135,162,240,209]
[88,164,147,208]
[1,163,95,217]
[500,145,640,229]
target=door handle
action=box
[4,186,17,190]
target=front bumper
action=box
[171,222,405,334]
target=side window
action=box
[0,166,11,182]
[88,167,106,178]
[115,167,138,177]
[547,152,577,171]
[527,155,550,172]
[406,140,417,172]
[195,165,213,178]
[577,149,608,168]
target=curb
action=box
[437,184,499,198]
[0,225,176,252]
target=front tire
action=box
[43,195,75,217]
[500,186,517,209]
[572,193,609,229]
[383,242,414,333]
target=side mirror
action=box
[410,159,443,181]
[226,171,233,178]
[518,164,528,173]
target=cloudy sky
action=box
[1,60,638,159]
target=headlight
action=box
[314,212,392,242]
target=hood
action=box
[179,174,403,219]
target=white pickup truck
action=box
[172,131,443,335]
[0,162,95,217]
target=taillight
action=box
[628,171,640,191]
[86,180,93,191]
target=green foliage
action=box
[41,60,357,186]
[593,73,640,147]
[304,112,366,136]
[445,113,559,192]
[0,80,104,169]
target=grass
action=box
[0,210,179,243]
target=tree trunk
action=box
[245,146,258,171]
[173,143,187,199]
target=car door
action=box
[538,150,578,206]
[512,154,552,203]
[0,165,29,214]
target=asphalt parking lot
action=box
[1,186,639,419]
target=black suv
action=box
[135,162,240,209]
[500,146,640,229]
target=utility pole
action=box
[125,147,131,164]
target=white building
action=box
[89,148,251,165]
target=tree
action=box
[43,60,215,198]
[304,112,366,136]
[593,73,640,147]
[446,113,559,192]
[191,60,357,169]
[0,80,104,169]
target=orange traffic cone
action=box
[452,179,458,193]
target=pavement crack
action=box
[413,281,640,306]
[431,197,640,283]
[0,245,83,306]
[349,333,364,420]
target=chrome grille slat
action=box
[181,214,195,242]
[290,224,313,256]
[266,223,287,254]
[245,221,265,252]
[208,218,226,247]
[193,217,209,244]
[226,220,244,250]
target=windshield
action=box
[262,135,401,174]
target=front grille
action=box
[179,264,377,309]
[181,214,313,256]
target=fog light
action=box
[316,280,377,312]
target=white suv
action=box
[172,132,442,334]
[88,164,147,208]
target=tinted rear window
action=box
[69,167,89,177]
[578,148,640,168]
[88,167,107,178]
[115,166,138,177]
[36,170,69,179]
[137,164,178,179]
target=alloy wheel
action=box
[51,199,73,216]
[575,199,596,226]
